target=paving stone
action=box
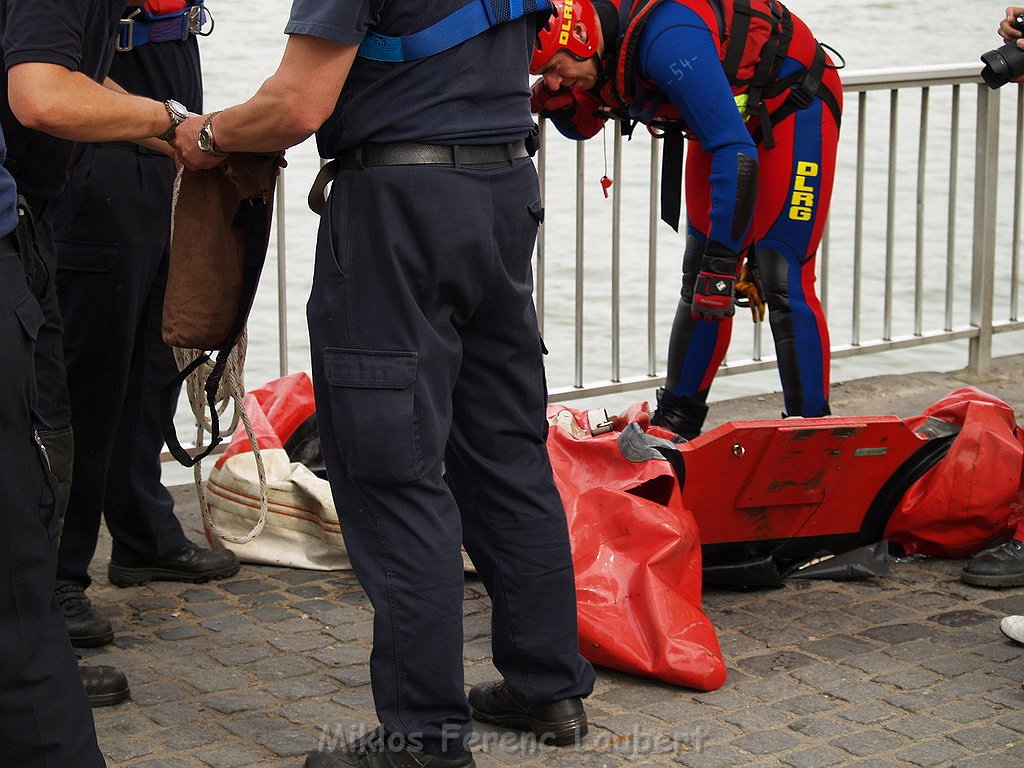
[328,665,372,688]
[801,635,878,660]
[129,682,190,706]
[180,586,222,603]
[778,694,840,716]
[249,654,320,680]
[267,633,334,653]
[946,724,1018,751]
[312,643,371,668]
[263,673,339,702]
[730,728,802,755]
[829,728,907,757]
[871,668,943,690]
[952,755,1023,768]
[155,724,224,749]
[859,624,935,646]
[101,738,155,763]
[737,651,816,677]
[929,609,996,628]
[194,742,269,768]
[221,578,274,595]
[722,705,794,731]
[203,690,277,714]
[246,605,296,623]
[837,703,898,725]
[157,624,205,641]
[787,717,851,739]
[180,667,249,693]
[882,690,941,714]
[208,645,274,665]
[254,729,319,757]
[777,746,846,768]
[128,758,199,768]
[892,739,970,766]
[269,617,324,634]
[932,700,1001,724]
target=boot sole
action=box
[69,628,115,648]
[471,710,587,746]
[108,562,240,587]
[960,570,1024,588]
[89,686,130,708]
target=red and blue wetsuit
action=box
[543,0,842,434]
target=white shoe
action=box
[999,615,1024,644]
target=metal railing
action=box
[258,64,1022,407]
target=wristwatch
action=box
[197,112,228,157]
[157,99,189,142]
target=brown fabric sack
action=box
[164,154,278,350]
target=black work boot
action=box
[650,388,709,441]
[961,539,1024,588]
[108,540,240,587]
[468,679,587,747]
[304,726,475,768]
[80,664,129,708]
[56,582,113,647]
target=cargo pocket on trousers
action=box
[323,347,421,483]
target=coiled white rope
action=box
[173,332,268,545]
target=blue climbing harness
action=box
[117,0,210,52]
[358,0,552,62]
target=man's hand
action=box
[1000,7,1024,43]
[691,243,739,322]
[529,80,576,118]
[172,114,226,171]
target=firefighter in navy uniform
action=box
[0,130,106,766]
[50,0,239,653]
[1,0,211,707]
[172,1,596,765]
[531,0,843,438]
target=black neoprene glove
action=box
[691,241,740,322]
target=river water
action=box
[180,1,1013,446]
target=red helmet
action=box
[530,0,601,74]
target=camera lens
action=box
[981,42,1024,88]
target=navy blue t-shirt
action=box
[0,0,124,202]
[284,0,537,155]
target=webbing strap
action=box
[117,0,205,51]
[358,0,550,62]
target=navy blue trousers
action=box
[0,257,104,767]
[307,157,595,749]
[51,143,187,586]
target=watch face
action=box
[198,127,213,151]
[166,99,189,122]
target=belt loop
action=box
[452,145,462,168]
[506,141,515,165]
[355,145,365,170]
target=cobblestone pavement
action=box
[83,357,1024,768]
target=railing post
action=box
[968,84,1000,376]
[276,172,288,377]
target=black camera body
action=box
[982,11,1024,89]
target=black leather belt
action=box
[337,140,529,169]
[0,232,18,262]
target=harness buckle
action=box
[116,18,136,52]
[788,72,820,110]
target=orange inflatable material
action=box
[546,403,728,692]
[884,387,1024,557]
